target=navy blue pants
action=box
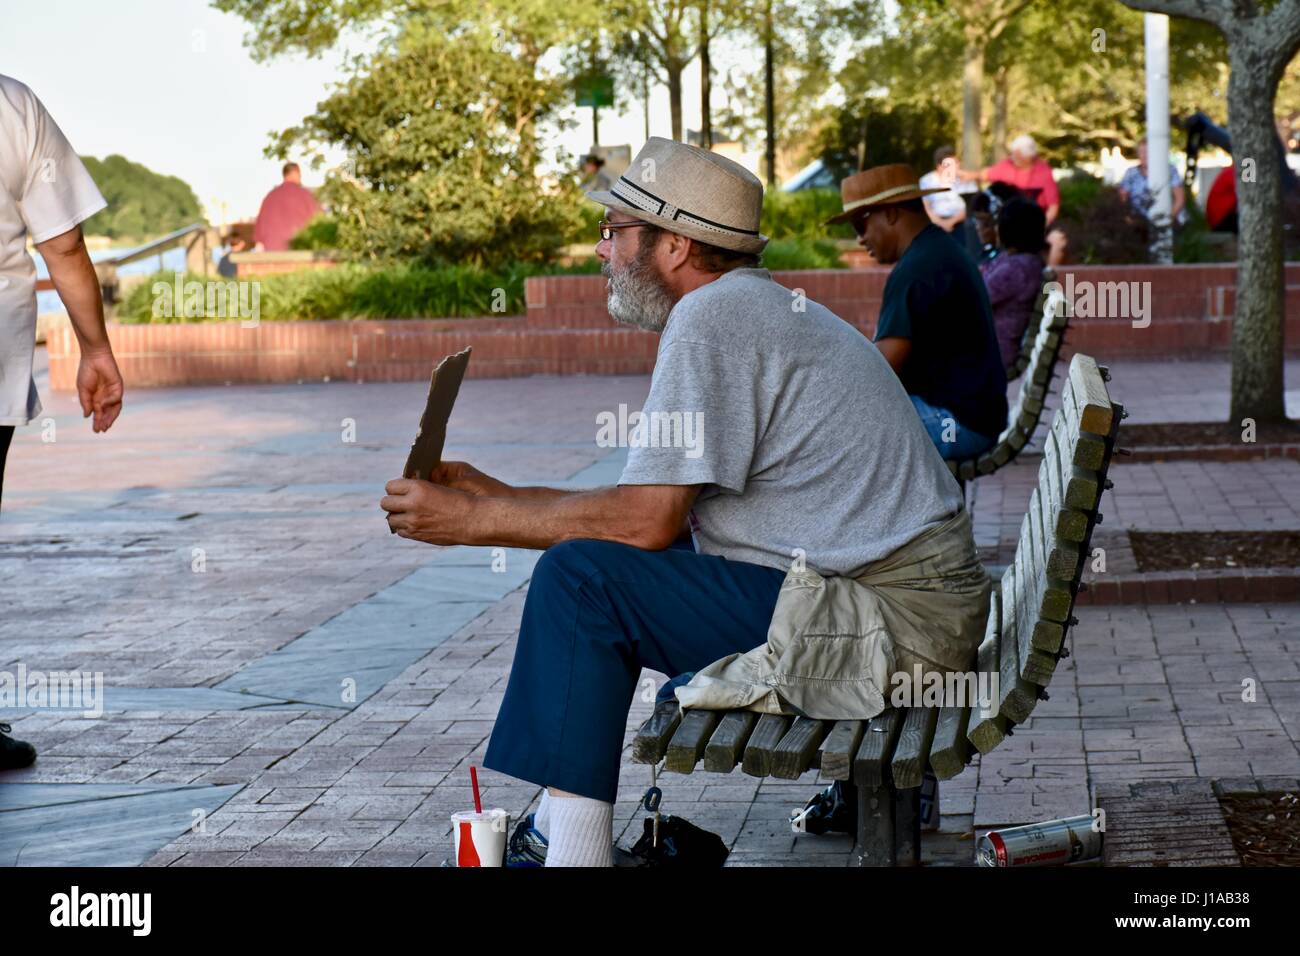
[482,538,786,803]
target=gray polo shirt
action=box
[618,266,963,575]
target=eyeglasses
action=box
[598,219,654,241]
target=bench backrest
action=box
[950,273,1070,481]
[964,353,1122,754]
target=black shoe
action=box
[792,780,856,835]
[0,723,36,770]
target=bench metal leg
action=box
[893,786,921,866]
[852,783,895,866]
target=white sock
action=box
[533,789,551,839]
[544,793,613,867]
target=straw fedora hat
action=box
[825,163,949,225]
[587,137,768,254]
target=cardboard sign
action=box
[403,347,472,481]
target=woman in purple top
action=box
[979,197,1047,373]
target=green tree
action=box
[1121,0,1300,425]
[80,155,203,241]
[215,0,600,266]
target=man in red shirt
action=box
[960,134,1060,225]
[253,162,321,251]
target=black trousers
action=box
[0,425,13,511]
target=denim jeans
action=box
[909,395,998,461]
[482,538,786,803]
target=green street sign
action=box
[576,75,614,108]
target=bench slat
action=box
[631,700,681,764]
[703,710,759,773]
[818,720,866,781]
[891,706,938,789]
[854,708,905,787]
[929,703,972,780]
[1065,353,1116,436]
[1042,428,1089,544]
[664,708,723,773]
[999,563,1039,723]
[772,716,832,779]
[968,586,1010,752]
[742,714,793,777]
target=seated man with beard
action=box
[380,138,988,867]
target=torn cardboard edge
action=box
[391,347,472,533]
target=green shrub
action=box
[116,260,601,323]
[1056,172,1104,223]
[760,238,845,270]
[289,215,341,251]
[761,189,855,242]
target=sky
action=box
[0,0,729,223]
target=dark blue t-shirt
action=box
[874,223,1009,440]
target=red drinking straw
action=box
[470,765,483,814]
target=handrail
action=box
[103,222,209,268]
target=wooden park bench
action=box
[631,353,1124,866]
[948,268,1069,483]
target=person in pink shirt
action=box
[960,134,1060,226]
[253,162,321,251]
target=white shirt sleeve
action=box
[13,83,106,243]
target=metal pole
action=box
[1144,13,1173,264]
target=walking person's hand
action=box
[76,348,124,433]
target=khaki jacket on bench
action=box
[674,508,990,721]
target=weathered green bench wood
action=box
[772,716,831,779]
[664,708,723,773]
[820,720,867,781]
[891,705,939,789]
[950,280,1071,482]
[630,353,1123,867]
[742,714,792,777]
[966,588,1010,754]
[703,710,759,773]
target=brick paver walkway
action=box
[1,354,1297,866]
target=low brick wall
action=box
[45,317,659,390]
[45,262,1300,388]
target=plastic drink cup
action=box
[451,808,510,867]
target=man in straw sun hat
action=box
[828,162,1008,461]
[381,138,989,867]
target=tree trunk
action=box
[962,36,985,168]
[1227,37,1287,424]
[990,65,1009,159]
[643,60,651,142]
[668,61,684,141]
[700,0,712,149]
[764,0,775,185]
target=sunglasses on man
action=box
[851,208,875,237]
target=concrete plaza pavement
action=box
[1,353,1297,866]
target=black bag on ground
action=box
[624,815,729,867]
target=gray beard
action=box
[603,254,676,332]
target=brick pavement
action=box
[1,354,1297,866]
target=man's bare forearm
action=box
[38,227,110,354]
[462,487,675,551]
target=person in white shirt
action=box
[918,146,976,233]
[0,74,124,770]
